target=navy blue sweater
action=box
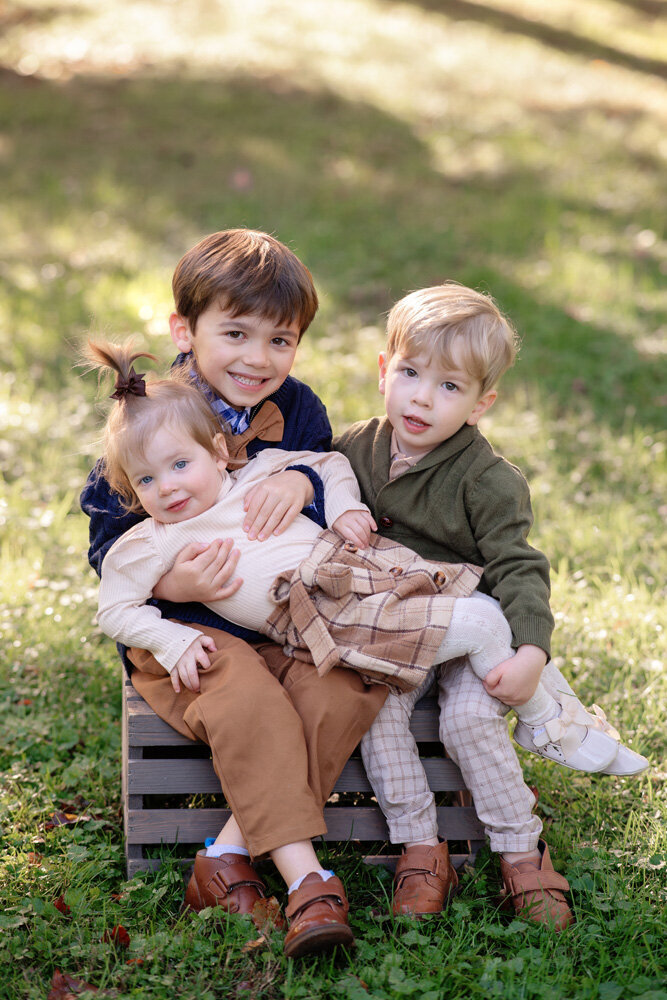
[81,374,332,652]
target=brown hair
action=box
[386,282,519,393]
[85,340,225,513]
[172,229,319,337]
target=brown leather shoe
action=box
[283,873,354,958]
[499,840,574,930]
[183,850,267,915]
[392,841,459,917]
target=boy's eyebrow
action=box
[216,316,300,339]
[398,354,473,383]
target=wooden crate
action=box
[122,676,485,877]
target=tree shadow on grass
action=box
[0,66,664,438]
[405,0,667,79]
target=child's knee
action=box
[452,595,512,651]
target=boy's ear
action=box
[169,312,194,354]
[466,389,497,426]
[378,352,388,395]
[212,432,229,468]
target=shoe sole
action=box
[513,733,616,772]
[600,761,650,776]
[284,923,355,959]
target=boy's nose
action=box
[242,341,269,367]
[411,387,432,407]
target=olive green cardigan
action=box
[334,417,554,656]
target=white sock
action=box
[288,869,335,894]
[205,843,250,859]
[516,686,560,727]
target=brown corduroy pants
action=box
[128,624,387,859]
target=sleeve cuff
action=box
[287,463,326,528]
[510,616,553,659]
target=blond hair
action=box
[386,283,519,393]
[85,340,225,513]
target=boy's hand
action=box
[152,539,243,604]
[332,509,377,549]
[243,470,315,540]
[171,635,217,694]
[483,644,547,706]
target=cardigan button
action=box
[379,516,393,529]
[389,566,403,577]
[343,541,358,553]
[433,570,447,586]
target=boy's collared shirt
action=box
[334,416,554,657]
[389,430,419,481]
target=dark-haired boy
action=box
[82,229,386,958]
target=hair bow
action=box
[110,367,147,400]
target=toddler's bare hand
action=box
[243,470,314,540]
[484,644,547,706]
[171,635,217,694]
[331,509,377,549]
[153,539,242,603]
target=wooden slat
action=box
[126,852,475,878]
[127,755,468,795]
[124,678,440,745]
[126,805,484,844]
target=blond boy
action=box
[335,283,645,928]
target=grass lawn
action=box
[0,1,665,997]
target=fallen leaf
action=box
[45,811,92,831]
[251,895,285,932]
[102,925,130,948]
[47,969,99,998]
[54,896,71,917]
[18,698,33,705]
[27,851,44,865]
[241,935,267,952]
[125,958,144,966]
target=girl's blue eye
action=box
[140,475,152,485]
[174,460,187,470]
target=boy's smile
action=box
[170,304,301,409]
[126,424,228,524]
[379,348,496,460]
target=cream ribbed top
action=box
[97,448,369,671]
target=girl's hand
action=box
[171,635,217,693]
[483,644,547,706]
[152,539,243,604]
[331,509,377,549]
[243,470,315,540]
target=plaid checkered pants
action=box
[361,656,579,853]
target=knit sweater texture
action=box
[97,449,367,672]
[334,416,554,656]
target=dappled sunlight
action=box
[1,0,665,400]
